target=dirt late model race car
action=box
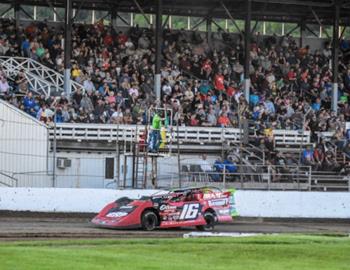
[92,187,235,231]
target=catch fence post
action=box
[308,166,312,191]
[223,165,226,189]
[267,165,271,190]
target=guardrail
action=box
[175,164,313,191]
[49,123,311,146]
[160,164,349,192]
[0,56,84,96]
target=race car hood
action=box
[91,197,152,227]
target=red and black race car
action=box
[92,187,234,231]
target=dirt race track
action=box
[0,212,349,240]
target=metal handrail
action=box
[178,164,349,191]
[0,172,18,187]
[0,56,85,96]
[49,123,312,146]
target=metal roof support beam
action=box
[310,8,330,39]
[13,1,19,30]
[299,21,305,47]
[162,14,170,29]
[19,5,34,21]
[304,24,319,38]
[252,0,334,8]
[154,0,162,100]
[251,20,259,34]
[212,19,227,32]
[339,26,347,40]
[111,9,117,29]
[0,5,13,17]
[64,0,73,96]
[285,24,299,36]
[207,17,212,47]
[244,0,251,102]
[72,0,87,22]
[221,1,242,35]
[133,0,151,26]
[332,1,340,114]
[45,0,63,22]
[99,10,111,21]
[191,17,206,30]
[116,13,130,26]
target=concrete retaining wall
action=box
[0,188,349,218]
[235,191,350,218]
[0,188,164,213]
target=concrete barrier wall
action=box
[0,188,349,218]
[235,191,350,219]
[0,188,165,213]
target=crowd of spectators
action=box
[1,17,350,172]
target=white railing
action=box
[49,123,311,146]
[273,130,311,145]
[0,56,84,96]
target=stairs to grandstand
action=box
[0,56,85,97]
[225,142,265,165]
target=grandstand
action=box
[1,0,350,191]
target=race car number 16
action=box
[179,203,200,220]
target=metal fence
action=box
[173,164,350,192]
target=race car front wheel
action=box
[196,212,216,231]
[141,210,158,231]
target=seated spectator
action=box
[0,76,10,95]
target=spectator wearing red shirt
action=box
[214,71,225,95]
[117,31,128,46]
[201,58,212,79]
[287,68,296,81]
[103,33,113,47]
[217,112,230,127]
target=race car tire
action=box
[196,212,216,231]
[141,210,158,231]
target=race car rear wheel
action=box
[196,212,216,231]
[141,210,158,231]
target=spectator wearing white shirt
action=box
[0,76,10,94]
[83,77,96,92]
[200,154,212,172]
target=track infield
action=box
[1,235,350,270]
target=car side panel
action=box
[158,201,207,228]
[91,200,152,228]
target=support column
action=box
[206,17,212,47]
[111,9,117,30]
[64,0,73,96]
[154,0,162,100]
[332,2,340,114]
[244,0,251,102]
[299,21,305,48]
[14,1,20,31]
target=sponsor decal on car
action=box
[218,209,230,215]
[119,205,134,209]
[208,198,228,207]
[159,204,177,211]
[106,212,128,218]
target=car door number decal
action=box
[179,203,200,220]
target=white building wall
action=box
[0,100,50,187]
[50,152,219,189]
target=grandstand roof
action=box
[1,0,350,25]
